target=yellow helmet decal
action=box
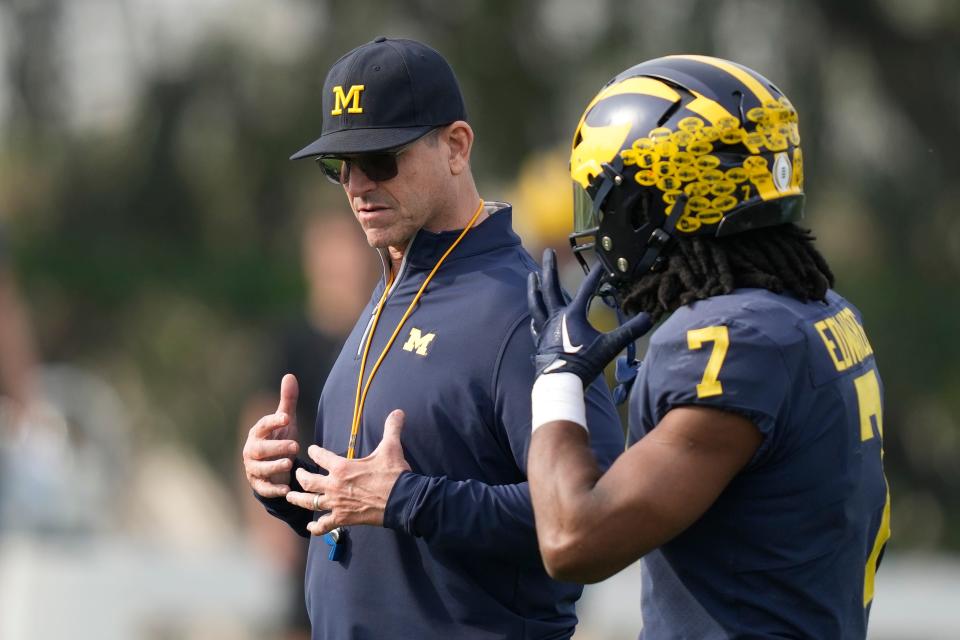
[666,55,777,106]
[571,120,633,189]
[571,77,682,189]
[621,105,802,233]
[684,90,738,127]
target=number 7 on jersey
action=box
[687,326,730,398]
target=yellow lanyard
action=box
[347,200,486,458]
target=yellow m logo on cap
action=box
[402,328,435,356]
[331,84,365,115]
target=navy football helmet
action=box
[569,55,804,295]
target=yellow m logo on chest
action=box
[331,84,365,115]
[402,328,436,356]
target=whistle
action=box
[323,527,346,561]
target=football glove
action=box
[528,248,652,386]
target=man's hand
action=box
[242,374,300,498]
[286,409,411,536]
[528,248,653,386]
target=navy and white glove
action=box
[527,249,653,387]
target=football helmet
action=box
[569,55,804,293]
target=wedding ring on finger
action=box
[313,493,321,511]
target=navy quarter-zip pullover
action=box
[260,204,624,639]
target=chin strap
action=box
[608,194,689,405]
[612,308,641,405]
[631,193,687,278]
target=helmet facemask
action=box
[569,154,685,306]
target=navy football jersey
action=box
[629,288,889,639]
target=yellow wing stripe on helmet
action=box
[579,77,681,124]
[571,78,681,189]
[669,54,777,106]
[684,91,737,127]
[571,120,633,189]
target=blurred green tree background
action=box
[1,0,958,550]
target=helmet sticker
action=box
[773,152,792,193]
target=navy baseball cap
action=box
[290,37,467,159]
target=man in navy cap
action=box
[241,37,624,639]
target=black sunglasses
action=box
[315,148,408,185]
[315,127,444,185]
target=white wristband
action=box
[531,372,588,433]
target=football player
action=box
[526,55,890,638]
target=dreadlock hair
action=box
[621,223,835,322]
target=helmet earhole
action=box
[629,192,649,232]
